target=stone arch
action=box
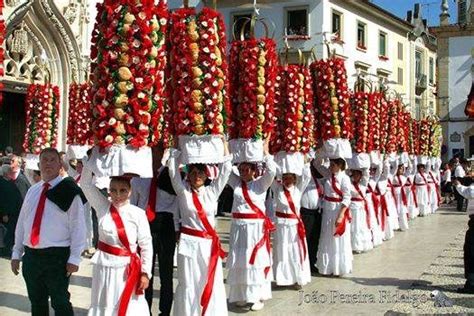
[4,0,83,149]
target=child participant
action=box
[366,163,384,247]
[414,159,431,217]
[390,162,410,231]
[405,157,419,219]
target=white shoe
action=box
[251,302,264,311]
[235,301,247,307]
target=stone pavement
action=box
[0,206,473,316]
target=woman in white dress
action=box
[405,158,419,219]
[226,139,276,311]
[390,164,409,231]
[385,160,400,234]
[366,164,384,247]
[81,166,153,316]
[375,160,396,241]
[349,168,373,253]
[414,163,431,217]
[427,161,441,213]
[168,138,232,316]
[316,158,353,276]
[271,162,311,288]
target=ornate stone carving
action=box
[63,0,79,25]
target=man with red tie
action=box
[130,145,179,316]
[10,148,87,316]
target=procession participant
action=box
[8,154,31,199]
[226,137,276,311]
[130,144,179,315]
[414,159,431,217]
[349,167,373,253]
[11,148,87,316]
[390,163,409,231]
[168,136,232,316]
[271,155,311,288]
[375,160,395,240]
[427,159,442,213]
[453,180,474,294]
[441,162,453,204]
[315,157,353,276]
[385,159,400,233]
[366,163,384,247]
[300,162,324,274]
[81,164,153,316]
[405,157,419,219]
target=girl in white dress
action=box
[405,158,419,219]
[427,161,441,213]
[414,163,431,217]
[390,164,410,231]
[316,158,353,276]
[349,168,373,253]
[271,163,311,288]
[366,164,384,247]
[168,138,232,316]
[385,160,400,234]
[81,167,153,316]
[226,140,276,311]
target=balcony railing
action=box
[415,74,427,92]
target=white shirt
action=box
[455,165,466,178]
[81,167,153,278]
[301,176,323,210]
[12,176,87,265]
[228,155,276,215]
[130,167,180,231]
[442,169,451,183]
[455,184,474,215]
[168,149,232,231]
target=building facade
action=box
[431,0,474,160]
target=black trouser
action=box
[464,215,474,288]
[145,212,177,316]
[301,207,322,270]
[455,185,467,212]
[4,214,18,253]
[22,246,73,316]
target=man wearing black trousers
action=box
[300,162,324,275]
[454,158,467,212]
[10,148,87,315]
[131,145,179,316]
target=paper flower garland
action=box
[419,119,430,156]
[23,84,60,154]
[411,119,420,156]
[367,92,382,153]
[67,82,93,145]
[428,117,442,157]
[89,0,168,148]
[351,91,370,153]
[168,7,231,136]
[378,97,389,153]
[398,108,410,154]
[384,99,399,153]
[270,65,314,154]
[228,37,277,140]
[311,57,352,140]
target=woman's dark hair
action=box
[110,176,132,189]
[239,162,257,171]
[330,158,346,171]
[187,164,207,174]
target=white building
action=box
[431,0,474,160]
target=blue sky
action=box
[372,0,458,26]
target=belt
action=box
[324,196,343,202]
[232,213,265,220]
[351,197,364,202]
[24,246,70,256]
[276,211,298,219]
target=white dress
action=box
[366,180,384,247]
[315,166,353,276]
[168,149,231,316]
[81,168,153,316]
[271,165,311,286]
[415,171,431,216]
[377,162,396,240]
[226,155,276,303]
[427,170,440,213]
[391,174,409,231]
[404,161,419,219]
[349,169,373,252]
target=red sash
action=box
[145,177,158,222]
[190,190,226,316]
[240,181,274,277]
[283,188,307,265]
[329,174,351,236]
[375,186,389,232]
[406,178,418,208]
[388,179,398,208]
[428,172,441,206]
[367,184,381,226]
[353,183,371,229]
[418,172,431,195]
[98,205,143,316]
[397,175,408,207]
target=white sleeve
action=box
[314,156,331,179]
[80,166,109,217]
[379,161,390,181]
[67,195,87,266]
[167,149,185,195]
[227,170,240,189]
[360,168,370,187]
[456,184,474,200]
[297,163,312,193]
[11,191,31,260]
[254,155,277,193]
[341,175,352,208]
[136,210,153,279]
[209,155,233,197]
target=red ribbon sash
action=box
[407,178,418,208]
[283,188,307,265]
[330,174,351,236]
[419,172,431,195]
[107,205,143,316]
[191,190,226,316]
[397,175,408,207]
[353,183,371,230]
[241,181,274,278]
[428,172,441,206]
[367,184,381,227]
[376,186,389,232]
[145,177,158,222]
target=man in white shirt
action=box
[10,148,87,315]
[130,145,179,316]
[454,159,468,212]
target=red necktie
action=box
[145,177,158,222]
[30,182,51,246]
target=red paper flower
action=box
[90,0,168,148]
[351,91,370,153]
[67,82,93,145]
[228,37,277,140]
[23,84,60,154]
[168,7,230,137]
[367,92,382,152]
[419,119,430,156]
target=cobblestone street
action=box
[0,205,473,316]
